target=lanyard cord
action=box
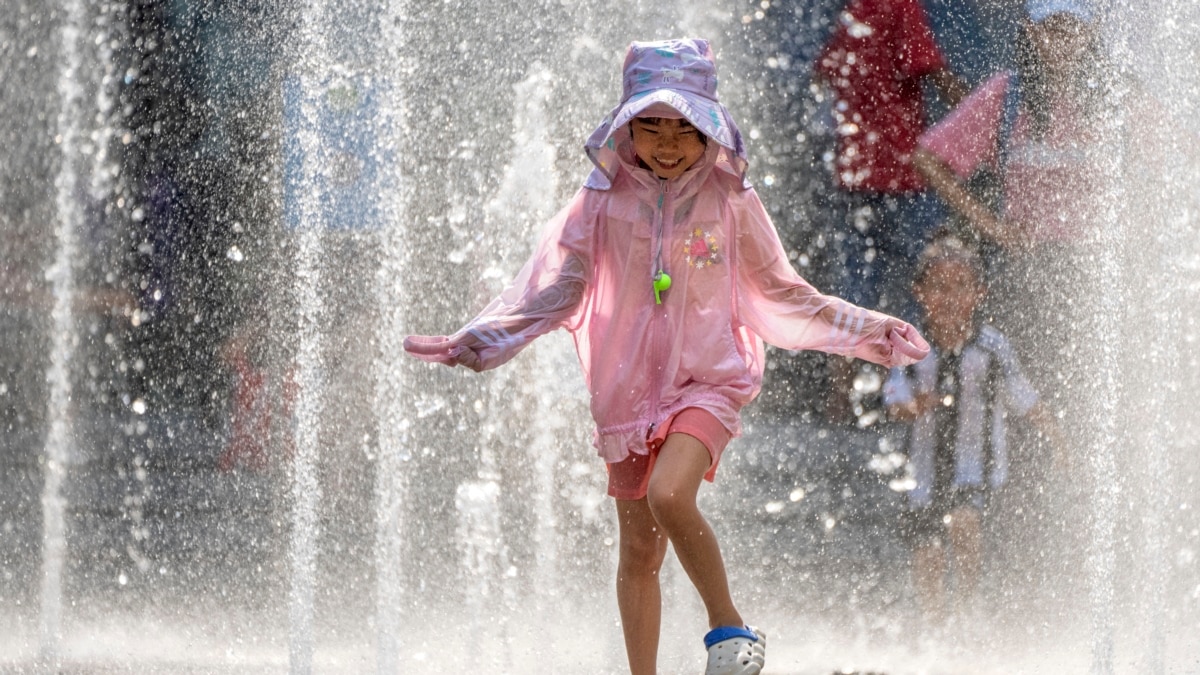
[651,181,672,304]
[655,221,665,275]
[655,181,667,274]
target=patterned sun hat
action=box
[585,38,747,189]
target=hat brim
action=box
[587,88,737,153]
[584,87,747,191]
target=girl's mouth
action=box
[655,157,681,169]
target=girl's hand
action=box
[886,322,930,367]
[402,335,483,371]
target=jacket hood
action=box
[584,38,749,191]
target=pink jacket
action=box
[405,131,927,463]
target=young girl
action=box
[404,38,929,675]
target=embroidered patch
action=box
[683,228,722,268]
[661,66,686,84]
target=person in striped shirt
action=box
[883,234,1065,628]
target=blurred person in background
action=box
[909,0,1173,629]
[884,235,1066,633]
[912,0,1115,397]
[814,0,968,422]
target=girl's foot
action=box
[703,625,766,675]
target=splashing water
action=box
[38,0,88,660]
[3,1,1200,674]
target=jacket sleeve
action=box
[444,189,599,370]
[732,188,926,367]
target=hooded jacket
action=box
[414,124,923,464]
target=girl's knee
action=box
[619,530,667,573]
[645,483,697,527]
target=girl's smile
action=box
[630,116,707,179]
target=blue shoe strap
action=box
[703,625,757,648]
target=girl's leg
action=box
[646,432,743,630]
[616,497,670,675]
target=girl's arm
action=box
[404,190,598,371]
[732,190,929,368]
[404,268,585,371]
[986,329,1068,471]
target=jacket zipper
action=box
[648,179,671,437]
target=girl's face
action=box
[630,117,707,180]
[1028,14,1093,80]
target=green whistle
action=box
[653,271,672,304]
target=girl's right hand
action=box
[402,335,483,371]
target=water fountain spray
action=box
[39,0,92,661]
[286,1,333,672]
[371,3,411,671]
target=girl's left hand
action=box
[886,323,930,367]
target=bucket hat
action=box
[585,38,747,189]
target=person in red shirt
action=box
[814,0,966,419]
[817,0,963,193]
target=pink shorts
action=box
[606,407,732,500]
